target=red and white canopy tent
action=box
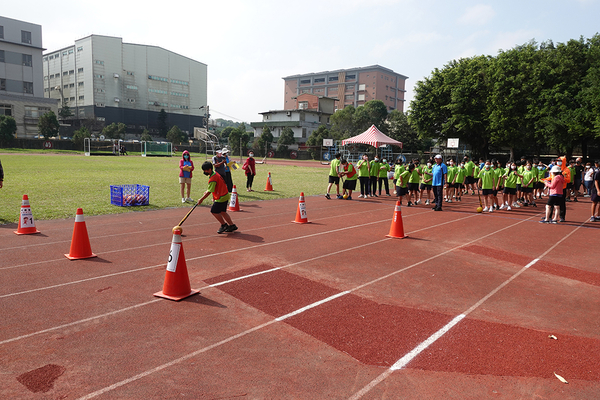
[341,125,402,152]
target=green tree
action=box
[253,125,274,157]
[102,122,126,139]
[38,110,60,139]
[71,126,91,146]
[305,125,331,160]
[157,109,168,137]
[388,110,421,153]
[584,34,600,140]
[0,115,17,146]
[330,105,357,139]
[166,125,187,145]
[228,127,250,156]
[276,127,295,154]
[140,129,153,142]
[353,100,389,134]
[58,99,73,120]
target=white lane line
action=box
[0,205,394,270]
[349,221,585,400]
[72,215,529,399]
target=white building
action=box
[43,35,207,136]
[0,16,58,138]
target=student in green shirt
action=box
[463,156,477,195]
[478,160,497,212]
[393,158,405,194]
[535,161,547,199]
[521,162,537,207]
[325,152,342,200]
[453,161,466,202]
[419,159,433,205]
[445,158,457,203]
[377,158,391,196]
[340,159,358,199]
[396,163,414,205]
[356,154,371,198]
[369,156,381,197]
[491,159,504,210]
[407,160,421,206]
[500,162,523,211]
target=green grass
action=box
[0,153,326,224]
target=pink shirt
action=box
[546,174,565,196]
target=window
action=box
[24,106,50,118]
[49,55,54,60]
[314,78,325,83]
[346,74,356,80]
[44,76,48,80]
[78,68,83,73]
[0,104,12,116]
[0,26,3,39]
[21,30,32,44]
[69,70,74,75]
[68,49,74,54]
[63,84,68,89]
[148,75,168,82]
[77,46,83,52]
[22,54,33,67]
[79,95,84,100]
[300,79,311,84]
[69,83,74,88]
[95,88,105,93]
[62,51,68,56]
[126,85,138,90]
[0,78,5,91]
[0,50,5,63]
[63,71,68,76]
[23,82,33,94]
[94,74,104,79]
[170,79,188,85]
[69,97,75,101]
[78,82,84,86]
[43,56,48,62]
[127,71,134,76]
[328,76,338,82]
[94,60,104,65]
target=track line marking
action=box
[349,221,586,399]
[71,215,530,399]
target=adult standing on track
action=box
[179,150,194,203]
[540,165,565,224]
[212,150,227,186]
[557,156,571,222]
[325,153,342,199]
[590,160,600,222]
[369,156,380,197]
[431,154,447,211]
[242,151,256,192]
[221,148,234,192]
[377,158,390,196]
[357,154,370,198]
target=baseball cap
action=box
[434,154,442,159]
[551,165,561,173]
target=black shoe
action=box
[325,194,331,199]
[337,194,343,199]
[559,218,565,222]
[217,224,228,234]
[225,224,238,232]
[434,207,442,211]
[573,198,578,202]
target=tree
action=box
[388,110,422,153]
[305,125,332,160]
[253,125,274,157]
[228,127,250,156]
[102,122,126,139]
[166,125,187,145]
[330,105,357,139]
[0,115,17,147]
[157,109,168,137]
[58,99,73,120]
[71,126,91,146]
[276,127,295,154]
[353,100,389,134]
[38,110,60,139]
[140,129,153,142]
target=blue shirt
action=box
[182,160,192,178]
[432,163,447,186]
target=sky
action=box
[6,0,600,123]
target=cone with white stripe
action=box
[154,228,199,301]
[386,201,407,239]
[65,208,97,259]
[227,185,242,212]
[264,172,274,191]
[292,192,311,224]
[14,195,41,235]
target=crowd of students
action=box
[325,152,600,222]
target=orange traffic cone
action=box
[386,201,407,239]
[292,192,311,224]
[65,208,97,259]
[264,172,274,191]
[14,195,41,235]
[228,185,242,212]
[154,228,199,301]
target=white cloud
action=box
[458,4,496,25]
[490,29,540,53]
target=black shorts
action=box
[420,184,431,191]
[516,184,521,191]
[503,187,517,195]
[329,176,340,184]
[211,200,228,214]
[547,195,562,206]
[574,180,581,190]
[521,187,533,193]
[592,192,599,203]
[566,182,573,189]
[408,183,419,191]
[343,179,357,190]
[465,176,475,185]
[482,189,494,196]
[535,182,545,190]
[447,183,456,188]
[396,187,408,196]
[492,189,498,196]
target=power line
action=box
[209,109,248,123]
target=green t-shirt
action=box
[446,166,457,183]
[421,166,433,185]
[398,170,411,188]
[357,160,370,177]
[517,165,524,184]
[479,168,495,189]
[465,161,476,177]
[493,167,504,186]
[503,170,519,189]
[409,168,420,183]
[345,163,358,181]
[522,169,535,187]
[369,160,380,177]
[454,167,466,183]
[537,167,547,181]
[393,164,405,180]
[329,158,341,177]
[473,166,480,179]
[378,163,390,178]
[207,181,231,203]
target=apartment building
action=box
[283,65,408,113]
[0,16,58,138]
[43,35,207,136]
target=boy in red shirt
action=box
[197,161,238,234]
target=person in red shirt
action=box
[242,152,257,192]
[197,161,237,234]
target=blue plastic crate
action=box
[110,184,150,207]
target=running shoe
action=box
[346,196,352,200]
[217,224,228,234]
[483,207,488,212]
[325,194,331,199]
[358,194,364,198]
[407,201,412,207]
[186,197,194,202]
[416,200,421,205]
[539,220,548,224]
[225,224,238,232]
[507,206,512,211]
[182,198,186,203]
[499,204,506,210]
[550,220,559,224]
[425,200,430,205]
[559,218,566,222]
[488,207,493,213]
[337,194,343,199]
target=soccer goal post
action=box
[141,141,173,157]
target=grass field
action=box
[0,151,326,224]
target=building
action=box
[283,65,408,113]
[43,35,206,137]
[0,16,59,138]
[251,93,335,145]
